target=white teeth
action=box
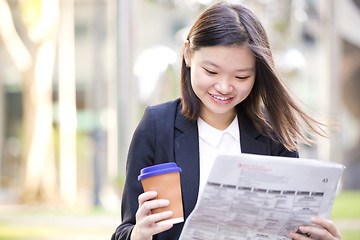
[212,95,230,101]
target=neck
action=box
[200,110,236,130]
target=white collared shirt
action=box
[197,116,241,196]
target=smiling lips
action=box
[209,93,233,102]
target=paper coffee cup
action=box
[138,162,184,225]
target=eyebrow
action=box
[202,60,255,72]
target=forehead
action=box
[192,45,256,70]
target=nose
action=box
[214,78,233,94]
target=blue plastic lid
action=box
[138,162,182,181]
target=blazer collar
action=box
[174,100,195,134]
[174,100,267,155]
[173,100,200,219]
[237,105,267,155]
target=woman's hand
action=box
[130,191,173,240]
[289,216,341,240]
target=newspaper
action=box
[179,154,345,240]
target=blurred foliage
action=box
[331,191,360,240]
[19,0,42,27]
[339,231,360,240]
[332,191,360,219]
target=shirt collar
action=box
[197,116,240,148]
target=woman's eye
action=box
[236,76,250,80]
[204,69,217,75]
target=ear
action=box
[183,40,191,67]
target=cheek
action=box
[191,68,210,92]
[246,79,255,94]
[236,79,255,97]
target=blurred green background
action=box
[331,191,360,240]
[0,191,358,239]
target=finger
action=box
[289,230,312,240]
[146,210,173,225]
[138,191,157,206]
[139,211,174,237]
[148,221,173,236]
[136,199,170,220]
[147,211,174,236]
[152,222,173,236]
[298,225,333,240]
[311,216,341,239]
[132,219,173,240]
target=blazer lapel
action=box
[237,109,268,155]
[173,103,200,219]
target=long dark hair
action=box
[180,2,328,151]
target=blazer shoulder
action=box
[147,98,180,116]
[146,98,181,131]
[136,98,180,133]
[144,98,181,163]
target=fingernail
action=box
[148,191,157,196]
[164,210,173,216]
[311,216,319,222]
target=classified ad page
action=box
[179,154,345,240]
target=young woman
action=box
[112,2,341,240]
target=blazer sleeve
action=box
[112,106,157,240]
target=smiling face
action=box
[185,44,256,129]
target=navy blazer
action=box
[112,98,298,240]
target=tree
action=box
[0,0,77,203]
